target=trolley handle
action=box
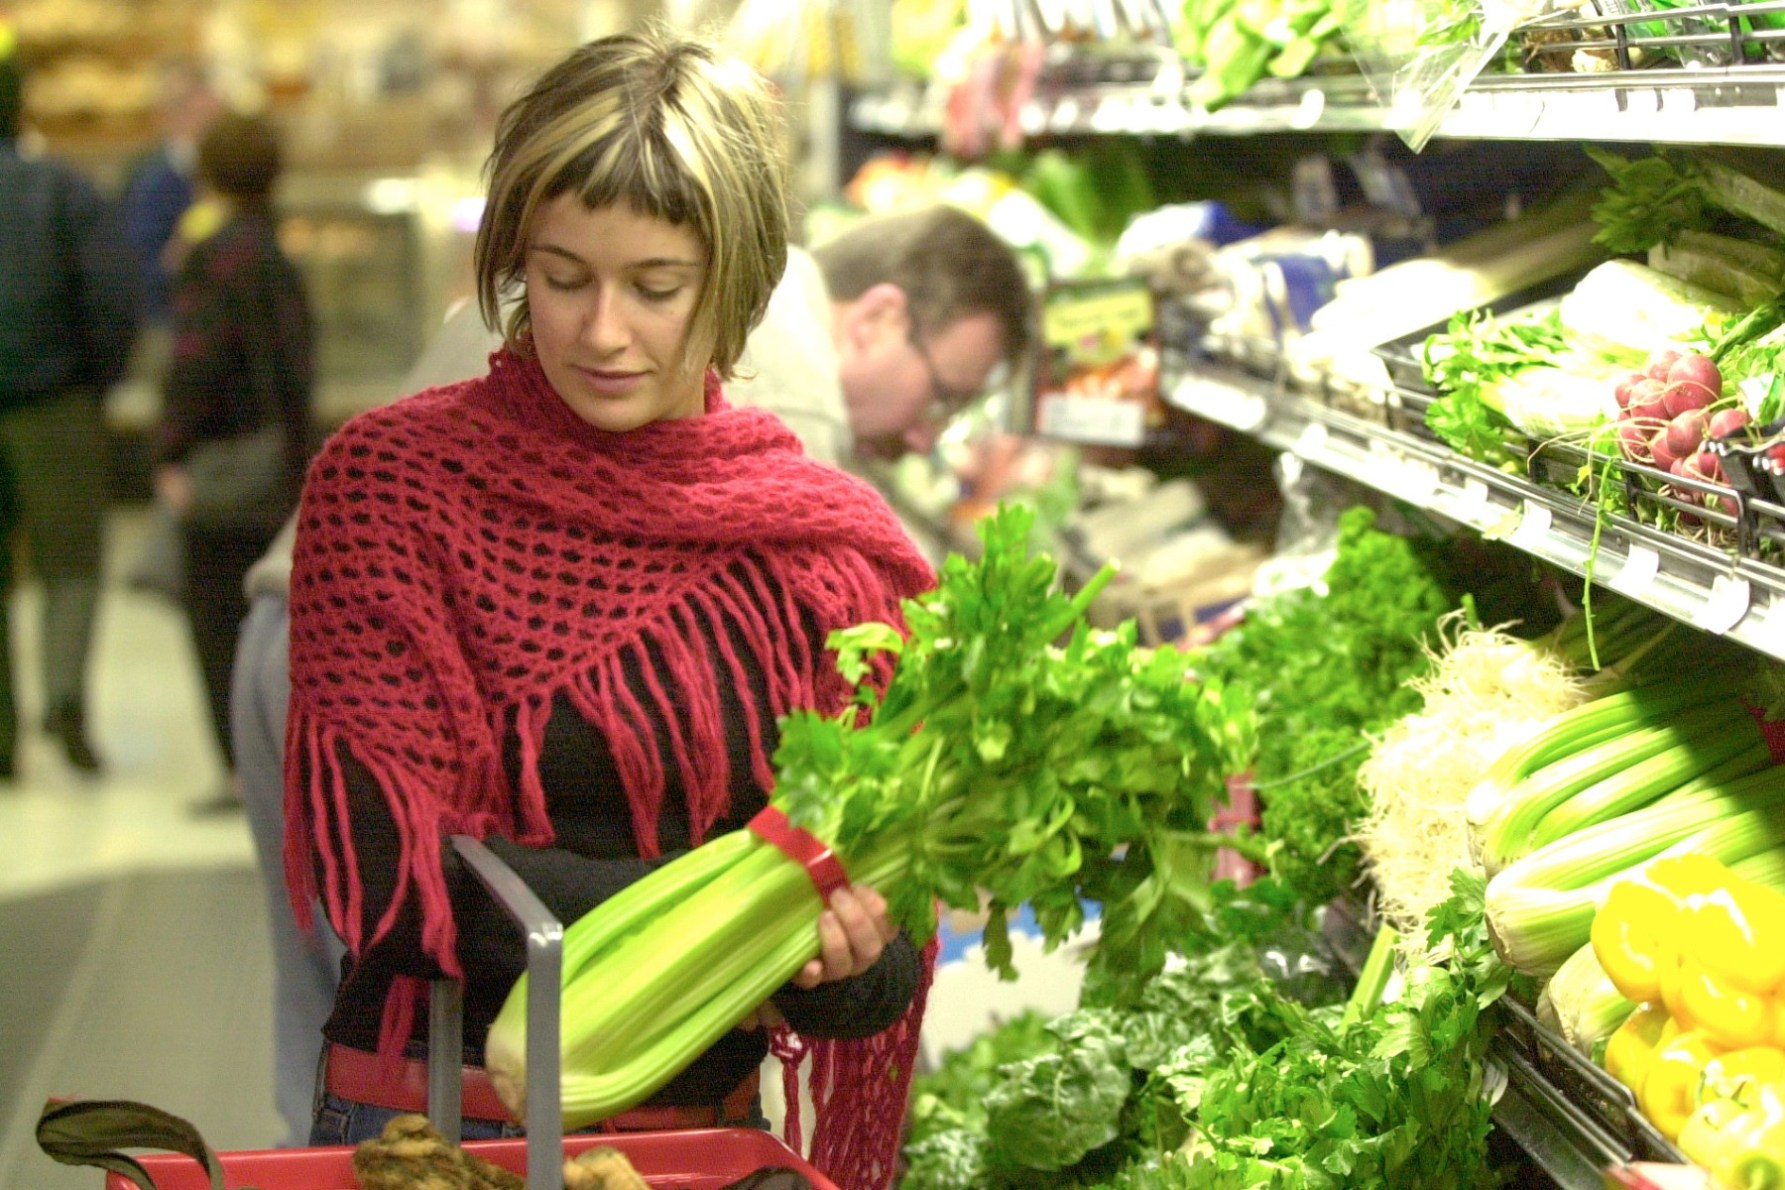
[432,834,565,1190]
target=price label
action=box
[1294,420,1330,458]
[1621,87,1660,116]
[1453,477,1492,526]
[1369,443,1440,505]
[1509,501,1553,550]
[1495,90,1546,134]
[1050,98,1082,132]
[1607,544,1660,597]
[1292,87,1327,129]
[1693,573,1752,636]
[1661,86,1699,115]
[1091,94,1132,133]
[1170,375,1268,431]
[1036,394,1146,446]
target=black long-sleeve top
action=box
[320,581,920,1107]
[159,208,313,495]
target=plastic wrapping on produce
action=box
[1249,453,1349,599]
[1335,0,1555,150]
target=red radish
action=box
[1618,419,1653,462]
[1696,450,1725,481]
[1651,431,1681,473]
[1665,410,1708,458]
[1664,355,1722,412]
[1663,381,1713,417]
[1613,371,1649,409]
[1646,349,1684,381]
[1709,407,1752,439]
[1628,379,1669,425]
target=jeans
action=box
[309,1088,771,1146]
[233,594,345,1147]
[309,1091,525,1146]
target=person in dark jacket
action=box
[0,42,142,778]
[154,110,312,811]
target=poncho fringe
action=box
[284,349,936,1189]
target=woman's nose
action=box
[582,291,628,354]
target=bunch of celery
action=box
[484,504,1251,1127]
[1470,658,1785,979]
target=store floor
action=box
[0,505,283,1190]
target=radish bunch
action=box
[1612,350,1751,515]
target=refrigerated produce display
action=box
[840,4,1785,1188]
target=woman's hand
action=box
[735,885,897,1032]
[792,884,897,989]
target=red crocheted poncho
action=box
[284,348,937,1188]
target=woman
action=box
[284,28,935,1188]
[158,110,313,808]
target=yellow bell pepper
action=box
[1641,1029,1725,1141]
[1679,1096,1753,1174]
[1701,1047,1785,1109]
[1694,1087,1785,1190]
[1688,879,1785,997]
[1593,854,1728,1004]
[1592,855,1785,1058]
[1606,1000,1675,1095]
[1683,962,1781,1050]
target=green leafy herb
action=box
[1192,509,1455,905]
[1584,147,1713,255]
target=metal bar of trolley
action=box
[435,835,566,1190]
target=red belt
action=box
[323,1043,760,1131]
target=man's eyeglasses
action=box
[910,332,984,423]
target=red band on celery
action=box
[1744,701,1785,764]
[749,806,850,900]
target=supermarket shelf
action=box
[849,65,1785,146]
[1492,1048,1628,1190]
[1164,363,1785,661]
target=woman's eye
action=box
[543,274,585,292]
[638,286,682,303]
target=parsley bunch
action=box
[1191,508,1455,906]
[1172,871,1510,1190]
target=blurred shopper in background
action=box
[155,110,312,814]
[0,37,142,779]
[120,61,220,329]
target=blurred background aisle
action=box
[0,507,282,1190]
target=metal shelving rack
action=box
[851,26,1785,1188]
[1164,362,1785,661]
[850,37,1785,146]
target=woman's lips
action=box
[577,367,645,396]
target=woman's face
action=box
[523,197,709,431]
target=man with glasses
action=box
[811,204,1032,463]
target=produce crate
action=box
[95,837,835,1190]
[1513,0,1785,70]
[102,1129,835,1190]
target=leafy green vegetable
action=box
[775,503,1256,1004]
[1585,147,1715,255]
[1172,871,1509,1190]
[904,921,1321,1189]
[986,1011,1135,1170]
[1192,509,1456,905]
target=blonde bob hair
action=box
[474,28,789,378]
